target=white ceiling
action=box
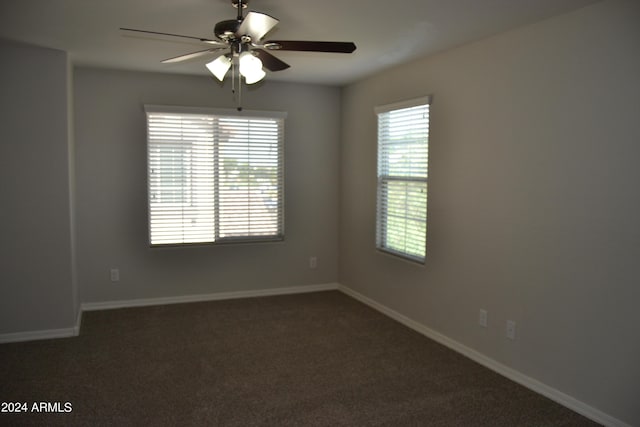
[0,0,599,85]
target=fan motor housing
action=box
[214,19,241,41]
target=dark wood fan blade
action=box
[265,40,356,53]
[236,11,279,41]
[253,49,290,71]
[161,48,226,64]
[120,27,225,46]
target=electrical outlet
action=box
[506,320,516,340]
[479,309,488,328]
[309,256,317,269]
[110,268,120,283]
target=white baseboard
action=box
[337,284,631,427]
[0,283,338,344]
[0,326,77,344]
[81,283,339,311]
[0,306,83,344]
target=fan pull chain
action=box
[237,72,243,111]
[230,58,243,111]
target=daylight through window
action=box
[375,97,430,263]
[145,105,285,246]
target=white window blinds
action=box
[146,106,285,246]
[375,97,430,263]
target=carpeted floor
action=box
[1,291,600,426]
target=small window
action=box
[375,96,431,263]
[145,105,285,246]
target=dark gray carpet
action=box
[1,291,599,426]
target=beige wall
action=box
[0,40,76,333]
[339,1,640,425]
[74,68,341,303]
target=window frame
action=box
[145,105,286,248]
[375,96,431,264]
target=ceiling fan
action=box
[120,0,356,86]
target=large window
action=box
[375,96,431,263]
[145,105,285,246]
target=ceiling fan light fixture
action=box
[244,68,266,84]
[239,51,264,83]
[206,55,232,81]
